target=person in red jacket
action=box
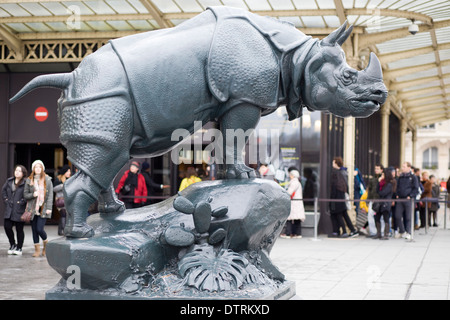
[115,161,147,209]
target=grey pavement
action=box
[1,208,449,300]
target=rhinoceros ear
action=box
[322,21,353,46]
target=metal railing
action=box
[292,194,449,242]
[118,193,449,242]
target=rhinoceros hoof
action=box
[98,201,125,214]
[226,164,256,179]
[64,223,94,238]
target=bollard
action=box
[409,198,415,242]
[445,193,448,230]
[309,197,321,242]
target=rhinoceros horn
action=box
[322,21,354,46]
[361,52,383,80]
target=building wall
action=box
[0,72,61,222]
[405,120,450,182]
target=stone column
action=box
[380,101,390,167]
[411,128,417,167]
[343,116,355,224]
[400,118,407,165]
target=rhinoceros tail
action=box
[9,73,71,104]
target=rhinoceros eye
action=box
[342,68,357,86]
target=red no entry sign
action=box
[34,107,48,122]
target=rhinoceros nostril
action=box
[373,90,383,96]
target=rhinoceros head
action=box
[300,22,387,118]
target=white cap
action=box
[31,160,45,172]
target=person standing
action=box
[24,160,53,257]
[367,164,384,236]
[140,161,169,205]
[329,157,350,237]
[2,165,28,255]
[116,161,148,209]
[282,170,305,239]
[374,169,396,240]
[394,162,419,240]
[53,165,71,235]
[428,175,440,227]
[179,167,202,192]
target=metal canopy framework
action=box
[1,0,449,128]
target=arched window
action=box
[422,147,438,169]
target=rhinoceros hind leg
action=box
[97,185,125,215]
[219,103,261,179]
[63,171,102,238]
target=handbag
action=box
[21,210,32,223]
[372,201,381,213]
[55,197,65,208]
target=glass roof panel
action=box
[107,20,135,31]
[19,3,52,16]
[246,0,272,11]
[170,19,189,26]
[354,0,369,8]
[435,26,450,43]
[269,0,295,10]
[175,0,204,12]
[342,0,354,9]
[301,16,326,28]
[153,0,181,13]
[84,1,116,15]
[388,52,436,69]
[74,21,94,31]
[389,0,417,10]
[279,16,302,28]
[377,32,432,54]
[85,20,114,31]
[0,8,10,17]
[441,65,450,75]
[106,0,138,14]
[440,49,450,61]
[0,4,31,17]
[221,0,249,10]
[292,0,318,9]
[377,0,399,8]
[127,0,149,13]
[198,0,223,10]
[317,0,336,9]
[40,2,72,15]
[25,22,53,32]
[128,19,153,30]
[64,1,95,15]
[5,23,32,33]
[323,15,341,28]
[396,68,439,82]
[46,22,73,32]
[367,0,385,9]
[404,79,442,91]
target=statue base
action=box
[46,278,296,300]
[45,179,293,300]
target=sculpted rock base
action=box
[45,179,294,300]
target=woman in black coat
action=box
[1,165,28,255]
[375,168,396,240]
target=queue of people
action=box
[358,162,445,241]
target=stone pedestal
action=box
[46,179,294,299]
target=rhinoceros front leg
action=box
[63,171,102,238]
[218,103,261,179]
